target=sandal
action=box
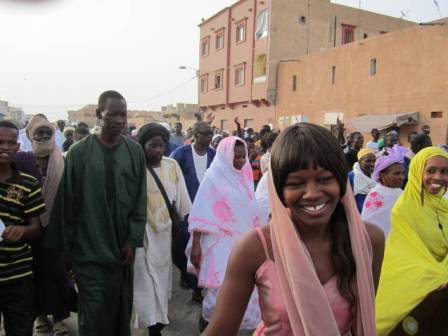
[34,315,50,333]
[53,321,69,336]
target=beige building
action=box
[67,104,197,129]
[0,100,8,118]
[161,103,198,129]
[67,105,163,129]
[7,107,25,125]
[276,23,448,145]
[199,0,415,131]
[67,105,98,127]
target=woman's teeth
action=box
[304,204,326,212]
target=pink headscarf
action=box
[268,174,376,335]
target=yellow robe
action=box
[376,147,448,335]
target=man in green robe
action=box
[46,90,147,336]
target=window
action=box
[235,65,245,86]
[214,71,223,90]
[254,54,267,83]
[300,16,307,24]
[364,33,368,39]
[216,29,225,50]
[431,111,443,118]
[244,119,254,128]
[370,58,377,76]
[292,75,297,91]
[221,119,229,130]
[331,66,336,84]
[255,9,268,39]
[201,37,210,57]
[341,24,356,45]
[236,20,246,43]
[200,76,208,93]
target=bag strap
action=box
[147,165,176,216]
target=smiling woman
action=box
[202,123,384,336]
[376,147,448,336]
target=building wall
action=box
[7,107,25,125]
[210,102,275,132]
[276,24,448,145]
[199,8,230,108]
[227,0,256,104]
[199,0,416,131]
[199,0,273,131]
[0,100,9,118]
[67,105,98,127]
[67,104,196,130]
[267,0,416,102]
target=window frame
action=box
[331,66,336,85]
[236,19,247,44]
[201,36,210,57]
[214,70,224,90]
[431,111,443,119]
[220,119,229,130]
[215,28,225,50]
[341,24,356,45]
[244,119,254,128]
[255,9,269,40]
[370,58,377,76]
[292,75,298,91]
[234,64,246,86]
[254,54,267,83]
[200,75,208,93]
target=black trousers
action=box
[0,276,35,336]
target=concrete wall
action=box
[267,0,416,102]
[211,102,275,132]
[199,0,273,130]
[276,24,448,145]
[199,8,230,107]
[199,0,418,133]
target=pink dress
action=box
[254,228,353,336]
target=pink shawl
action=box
[268,175,376,335]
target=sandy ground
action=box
[1,268,253,336]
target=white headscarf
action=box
[353,162,376,196]
[186,136,261,287]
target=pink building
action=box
[198,0,415,132]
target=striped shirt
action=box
[251,155,262,187]
[0,166,45,284]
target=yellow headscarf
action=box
[357,148,375,161]
[376,147,448,335]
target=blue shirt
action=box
[170,145,216,202]
[348,171,367,213]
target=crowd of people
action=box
[0,89,447,336]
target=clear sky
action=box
[0,0,446,121]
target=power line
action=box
[6,76,197,110]
[433,0,443,18]
[136,76,196,103]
